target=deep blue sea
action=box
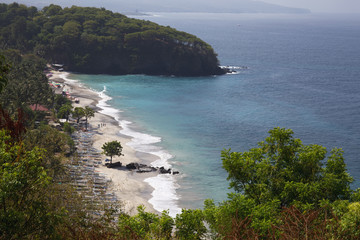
[69,13,360,214]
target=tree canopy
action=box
[0,50,52,116]
[201,127,360,238]
[222,127,353,208]
[102,140,123,163]
[72,106,85,123]
[0,130,54,238]
[83,106,94,130]
[0,3,225,76]
[57,103,72,121]
[0,55,10,92]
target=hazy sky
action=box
[262,0,360,13]
[3,0,360,13]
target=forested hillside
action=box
[0,3,225,76]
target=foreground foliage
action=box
[203,127,360,239]
[222,127,353,208]
[118,206,174,239]
[0,130,56,239]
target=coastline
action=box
[49,71,157,215]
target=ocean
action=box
[68,13,360,215]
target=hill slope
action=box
[0,3,225,76]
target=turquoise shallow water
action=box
[69,13,360,212]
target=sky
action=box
[3,0,360,13]
[262,0,360,13]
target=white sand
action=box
[49,71,157,215]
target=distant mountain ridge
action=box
[1,0,311,14]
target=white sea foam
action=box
[144,174,182,218]
[221,65,249,70]
[226,71,241,75]
[60,72,81,84]
[95,86,180,216]
[221,65,249,75]
[97,87,122,118]
[119,120,172,169]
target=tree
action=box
[117,206,174,239]
[23,124,73,178]
[0,130,59,239]
[0,52,53,116]
[175,209,207,240]
[53,94,71,112]
[222,127,354,208]
[202,127,358,238]
[63,121,75,135]
[72,106,84,123]
[101,140,123,163]
[62,21,81,39]
[83,106,94,130]
[43,4,62,16]
[57,103,72,121]
[0,55,10,93]
[339,202,360,238]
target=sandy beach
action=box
[49,71,157,215]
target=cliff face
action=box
[0,3,225,76]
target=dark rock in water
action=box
[137,166,157,173]
[105,161,122,168]
[126,162,179,174]
[126,162,139,170]
[126,162,147,170]
[172,171,180,175]
[159,167,172,174]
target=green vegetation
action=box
[202,127,360,239]
[72,106,85,123]
[102,140,123,163]
[0,129,59,239]
[83,106,95,130]
[0,52,121,239]
[0,3,225,76]
[175,209,207,239]
[0,55,10,92]
[222,127,352,208]
[57,103,72,121]
[118,206,174,239]
[0,50,52,117]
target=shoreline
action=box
[49,71,158,215]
